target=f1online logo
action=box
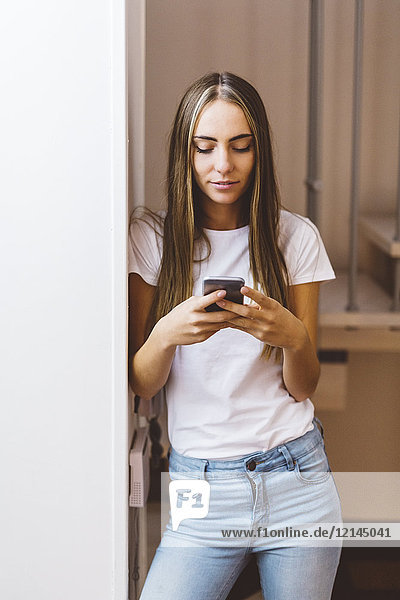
[169,480,211,531]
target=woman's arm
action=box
[128,273,175,400]
[129,273,237,400]
[282,282,321,402]
[215,282,321,402]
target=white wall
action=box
[0,2,128,599]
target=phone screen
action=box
[202,277,245,312]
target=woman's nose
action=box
[215,148,233,174]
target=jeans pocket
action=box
[294,442,331,484]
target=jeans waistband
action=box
[168,417,325,477]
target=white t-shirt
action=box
[128,210,335,459]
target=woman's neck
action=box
[197,195,249,231]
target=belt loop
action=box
[313,416,324,440]
[199,460,208,480]
[277,445,295,471]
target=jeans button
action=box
[247,460,256,471]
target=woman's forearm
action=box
[130,318,176,400]
[129,290,235,400]
[282,323,320,402]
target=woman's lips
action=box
[210,181,239,190]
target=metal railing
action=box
[307,0,400,313]
[306,0,324,225]
[347,0,364,311]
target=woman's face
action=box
[191,99,255,214]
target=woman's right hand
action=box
[154,289,237,348]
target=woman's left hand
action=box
[216,285,307,351]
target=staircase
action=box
[319,215,400,353]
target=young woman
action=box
[129,72,342,600]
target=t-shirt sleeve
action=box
[283,215,335,286]
[128,217,162,285]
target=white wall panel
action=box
[0,2,128,598]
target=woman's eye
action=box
[233,145,252,153]
[194,143,252,154]
[195,146,213,154]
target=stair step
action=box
[360,215,400,258]
[319,271,400,328]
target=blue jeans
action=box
[140,418,342,600]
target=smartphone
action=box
[202,276,245,312]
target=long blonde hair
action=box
[148,72,289,359]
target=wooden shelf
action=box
[360,214,400,258]
[318,272,400,351]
